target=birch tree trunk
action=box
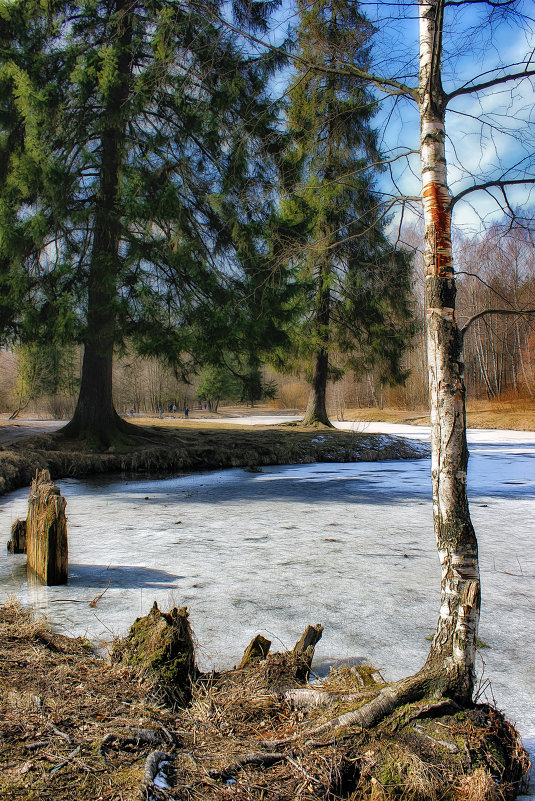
[419,0,480,704]
[318,0,482,730]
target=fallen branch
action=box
[89,578,111,608]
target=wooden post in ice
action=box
[7,519,27,553]
[26,470,68,585]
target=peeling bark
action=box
[419,0,480,703]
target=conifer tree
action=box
[1,0,287,446]
[0,1,56,342]
[284,0,414,426]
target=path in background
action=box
[0,419,64,444]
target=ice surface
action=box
[0,420,534,789]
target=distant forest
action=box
[1,219,533,420]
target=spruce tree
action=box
[284,0,414,426]
[1,0,287,446]
[0,1,57,342]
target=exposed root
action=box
[0,602,530,801]
[207,751,288,780]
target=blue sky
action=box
[258,0,535,237]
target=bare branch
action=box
[447,66,535,101]
[449,178,535,211]
[461,307,535,335]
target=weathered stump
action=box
[292,623,323,682]
[26,470,68,585]
[7,519,26,554]
[238,634,271,669]
[112,602,196,706]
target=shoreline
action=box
[0,422,429,497]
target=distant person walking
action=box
[184,406,189,419]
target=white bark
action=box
[419,0,480,701]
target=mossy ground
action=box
[0,602,530,801]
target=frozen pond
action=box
[1,422,534,791]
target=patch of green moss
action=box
[112,602,196,704]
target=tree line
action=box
[0,0,420,441]
[3,214,534,421]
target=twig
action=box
[48,723,72,744]
[49,745,81,775]
[24,741,49,751]
[89,578,111,608]
[413,724,459,752]
[286,755,323,785]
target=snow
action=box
[0,418,533,792]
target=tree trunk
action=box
[302,264,333,427]
[419,0,480,703]
[61,0,135,447]
[302,348,332,426]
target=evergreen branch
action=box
[199,8,419,101]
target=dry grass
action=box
[342,398,535,431]
[0,601,530,801]
[0,598,175,801]
[454,767,501,801]
[0,421,426,496]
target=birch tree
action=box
[341,0,535,718]
[244,0,535,722]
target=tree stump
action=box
[292,623,323,682]
[238,634,271,669]
[7,519,27,554]
[26,470,68,585]
[112,602,196,706]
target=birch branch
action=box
[449,178,535,211]
[461,308,535,335]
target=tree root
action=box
[99,727,168,757]
[140,750,175,800]
[284,687,368,708]
[208,752,288,781]
[261,668,446,747]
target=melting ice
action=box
[0,421,534,792]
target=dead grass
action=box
[0,601,530,801]
[0,421,427,496]
[342,398,535,431]
[0,598,176,801]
